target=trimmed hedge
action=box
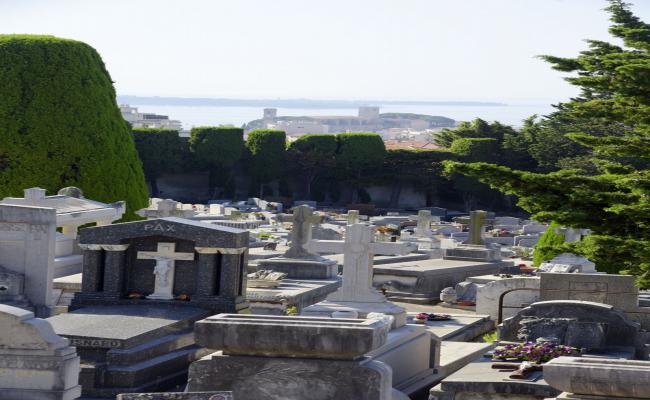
[0,35,148,219]
[189,126,244,170]
[246,129,286,186]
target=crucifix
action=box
[307,223,413,303]
[137,242,195,300]
[282,205,323,259]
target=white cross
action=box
[308,223,413,303]
[137,242,194,300]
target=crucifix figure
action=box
[137,242,194,300]
[283,205,323,260]
[308,223,413,303]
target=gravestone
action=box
[302,223,413,327]
[0,204,57,316]
[187,314,393,400]
[498,300,640,352]
[257,205,337,279]
[347,209,360,224]
[48,217,249,398]
[0,304,81,400]
[416,210,433,238]
[468,210,487,245]
[137,199,196,219]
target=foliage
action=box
[190,126,244,196]
[482,331,498,343]
[335,133,385,201]
[0,35,148,219]
[246,129,286,196]
[287,134,337,198]
[533,222,567,267]
[132,128,182,196]
[450,137,498,162]
[444,0,650,286]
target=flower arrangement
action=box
[127,292,145,299]
[492,342,578,364]
[413,313,453,323]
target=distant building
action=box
[249,107,455,138]
[120,104,183,132]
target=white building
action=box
[120,104,183,131]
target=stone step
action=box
[437,341,494,377]
[106,331,196,366]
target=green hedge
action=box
[0,35,148,219]
[246,130,286,195]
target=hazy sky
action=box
[2,0,650,103]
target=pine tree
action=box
[444,0,650,286]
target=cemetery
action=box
[2,2,650,399]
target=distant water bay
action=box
[130,103,556,130]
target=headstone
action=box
[302,223,413,327]
[209,203,225,215]
[0,304,81,400]
[468,210,487,245]
[498,300,640,351]
[48,217,249,398]
[475,276,540,321]
[415,210,433,238]
[187,314,393,400]
[257,205,337,279]
[347,209,360,225]
[545,356,650,400]
[539,272,638,312]
[494,216,520,226]
[137,198,196,219]
[522,222,548,234]
[0,204,56,316]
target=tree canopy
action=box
[445,0,650,286]
[0,35,148,219]
[132,128,182,196]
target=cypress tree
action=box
[0,35,148,219]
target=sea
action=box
[129,102,557,130]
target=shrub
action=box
[0,35,148,219]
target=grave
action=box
[498,300,640,355]
[257,205,337,279]
[246,277,341,314]
[0,304,81,400]
[137,199,196,219]
[373,258,512,304]
[475,275,541,321]
[545,356,650,400]
[0,204,57,316]
[538,253,597,273]
[1,187,126,278]
[400,210,443,258]
[302,223,414,326]
[187,314,394,400]
[48,217,249,398]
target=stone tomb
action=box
[373,258,512,304]
[48,218,249,398]
[0,204,57,316]
[257,205,337,279]
[187,314,393,400]
[71,217,249,312]
[0,304,81,400]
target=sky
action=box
[2,0,650,104]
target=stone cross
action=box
[416,210,433,238]
[468,210,487,245]
[308,223,412,303]
[137,242,194,300]
[283,205,322,259]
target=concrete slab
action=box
[247,277,341,314]
[406,313,495,342]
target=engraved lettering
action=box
[69,338,121,348]
[0,223,26,232]
[144,223,175,233]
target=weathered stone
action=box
[545,357,650,399]
[117,392,233,400]
[194,313,391,360]
[0,304,81,400]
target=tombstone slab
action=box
[0,304,81,400]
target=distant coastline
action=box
[117,95,507,109]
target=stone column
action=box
[195,247,219,297]
[468,210,487,245]
[218,248,247,298]
[78,244,103,292]
[101,244,129,298]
